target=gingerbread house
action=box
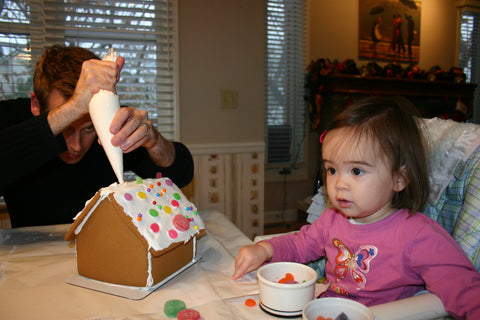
[65,177,205,288]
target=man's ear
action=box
[30,92,41,116]
[393,165,408,192]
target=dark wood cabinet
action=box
[316,74,478,132]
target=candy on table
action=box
[278,272,299,284]
[177,308,201,320]
[163,299,186,318]
[316,312,349,320]
[245,298,256,307]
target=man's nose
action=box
[64,131,82,152]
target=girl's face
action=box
[322,129,406,223]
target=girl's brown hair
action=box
[322,96,429,215]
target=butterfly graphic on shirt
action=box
[332,239,378,289]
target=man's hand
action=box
[110,106,176,167]
[47,56,125,136]
[71,56,125,115]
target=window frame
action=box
[456,1,480,123]
[264,0,308,181]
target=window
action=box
[265,0,306,168]
[0,0,179,139]
[457,6,480,123]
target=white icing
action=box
[74,196,102,235]
[75,177,204,252]
[146,251,153,287]
[89,90,123,183]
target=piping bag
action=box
[89,48,124,183]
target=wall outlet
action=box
[220,89,238,109]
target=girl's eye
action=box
[352,168,363,176]
[326,167,336,175]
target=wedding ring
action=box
[140,122,151,134]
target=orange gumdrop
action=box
[316,316,326,320]
[245,298,256,307]
[278,272,295,283]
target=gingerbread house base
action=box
[68,192,196,288]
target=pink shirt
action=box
[266,208,480,319]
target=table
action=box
[0,208,449,320]
[0,209,275,320]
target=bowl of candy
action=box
[302,297,374,320]
[257,262,318,317]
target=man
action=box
[0,45,193,227]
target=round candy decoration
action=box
[173,214,190,231]
[150,223,160,233]
[177,309,201,320]
[149,208,159,217]
[124,193,133,201]
[168,229,178,239]
[163,299,186,318]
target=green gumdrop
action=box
[164,299,186,318]
[136,177,143,184]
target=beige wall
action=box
[179,0,460,222]
[178,0,264,144]
[309,0,458,69]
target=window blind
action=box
[265,0,306,165]
[0,0,178,139]
[458,9,480,123]
[458,10,480,83]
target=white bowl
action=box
[302,297,374,320]
[257,262,318,317]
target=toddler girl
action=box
[232,97,480,319]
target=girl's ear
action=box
[393,165,408,192]
[30,92,41,116]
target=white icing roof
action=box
[75,177,204,252]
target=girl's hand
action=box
[232,242,273,280]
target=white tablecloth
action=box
[0,208,281,320]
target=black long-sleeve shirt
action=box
[0,98,194,227]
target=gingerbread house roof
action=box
[65,177,205,253]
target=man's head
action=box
[31,45,100,164]
[33,44,99,112]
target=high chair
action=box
[256,117,480,320]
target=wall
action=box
[309,0,458,69]
[178,0,264,145]
[178,0,461,224]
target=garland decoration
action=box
[304,58,467,130]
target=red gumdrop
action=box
[173,214,190,231]
[177,309,201,320]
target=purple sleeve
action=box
[408,219,480,319]
[265,209,330,264]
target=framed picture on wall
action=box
[359,0,421,63]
